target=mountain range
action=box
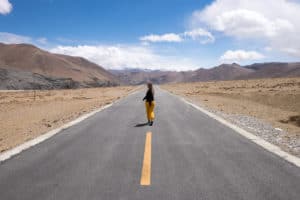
[0,43,299,89]
[111,62,300,85]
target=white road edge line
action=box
[166,90,300,168]
[0,89,141,163]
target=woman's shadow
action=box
[134,122,149,127]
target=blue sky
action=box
[0,0,300,70]
[1,0,206,42]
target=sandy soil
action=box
[162,78,300,154]
[0,86,136,152]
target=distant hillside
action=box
[111,62,300,85]
[0,67,79,90]
[1,43,299,89]
[190,63,254,82]
[241,62,300,79]
[0,43,119,89]
[110,68,187,85]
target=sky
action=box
[0,0,300,71]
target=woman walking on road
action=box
[143,83,155,126]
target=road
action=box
[0,88,299,200]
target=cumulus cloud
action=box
[0,0,12,14]
[51,45,200,71]
[0,32,32,44]
[183,28,215,44]
[0,32,200,70]
[140,33,183,43]
[140,28,214,44]
[191,0,300,57]
[220,50,264,62]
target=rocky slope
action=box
[0,43,119,89]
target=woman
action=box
[143,83,155,126]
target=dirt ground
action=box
[162,78,300,153]
[0,86,136,152]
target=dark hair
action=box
[147,82,154,95]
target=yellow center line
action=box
[140,131,152,186]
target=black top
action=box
[143,89,154,102]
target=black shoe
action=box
[149,121,153,126]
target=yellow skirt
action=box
[145,101,155,121]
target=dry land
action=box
[162,78,300,156]
[0,86,136,152]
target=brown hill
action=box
[190,63,254,81]
[241,62,300,79]
[111,69,188,85]
[111,63,254,84]
[111,62,300,85]
[1,42,299,88]
[0,43,119,89]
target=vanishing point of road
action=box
[0,88,299,200]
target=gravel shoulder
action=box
[0,86,136,152]
[162,78,300,157]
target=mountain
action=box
[110,63,255,84]
[241,62,300,79]
[110,68,187,85]
[1,43,299,89]
[0,67,79,90]
[111,62,300,85]
[190,63,254,82]
[0,43,119,89]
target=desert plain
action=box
[0,86,136,152]
[163,77,300,156]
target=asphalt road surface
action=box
[0,88,299,200]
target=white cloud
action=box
[183,28,215,44]
[191,0,300,57]
[0,32,201,70]
[140,33,183,43]
[0,32,51,48]
[140,28,215,44]
[0,32,32,44]
[220,50,264,62]
[196,8,294,39]
[0,0,12,14]
[50,45,200,71]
